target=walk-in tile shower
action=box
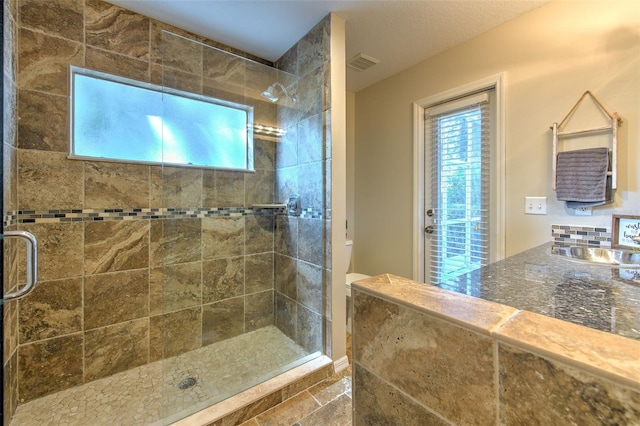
[2,1,334,423]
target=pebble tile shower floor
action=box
[10,326,309,425]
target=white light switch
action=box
[525,196,547,215]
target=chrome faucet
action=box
[287,194,301,217]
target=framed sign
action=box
[612,215,640,248]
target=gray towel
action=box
[556,147,611,205]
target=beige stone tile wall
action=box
[271,17,331,359]
[353,275,640,424]
[353,291,497,424]
[499,343,640,424]
[3,0,322,409]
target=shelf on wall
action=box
[550,90,622,190]
[252,204,287,209]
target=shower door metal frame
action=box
[1,3,6,422]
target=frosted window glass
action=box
[71,67,252,170]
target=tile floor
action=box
[239,334,353,426]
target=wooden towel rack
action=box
[551,91,622,190]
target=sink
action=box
[550,246,640,268]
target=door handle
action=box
[3,230,38,301]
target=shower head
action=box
[261,85,280,103]
[261,82,296,104]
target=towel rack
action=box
[551,91,622,190]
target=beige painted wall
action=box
[352,0,640,278]
[346,91,356,272]
[330,13,348,364]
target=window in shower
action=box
[70,66,254,171]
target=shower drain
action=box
[177,377,197,390]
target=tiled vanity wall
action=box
[352,275,640,425]
[551,224,612,248]
[2,0,330,412]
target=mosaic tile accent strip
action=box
[551,224,612,248]
[4,206,324,227]
[300,207,324,219]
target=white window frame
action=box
[412,74,506,283]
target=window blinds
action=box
[425,92,490,285]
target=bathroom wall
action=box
[346,91,355,272]
[1,0,329,409]
[272,16,331,357]
[352,0,640,277]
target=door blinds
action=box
[425,92,490,285]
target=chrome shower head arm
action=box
[261,82,296,104]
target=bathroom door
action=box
[423,91,491,285]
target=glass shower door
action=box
[157,31,324,423]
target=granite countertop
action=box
[438,242,640,341]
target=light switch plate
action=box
[525,196,547,215]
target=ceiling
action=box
[107,0,551,92]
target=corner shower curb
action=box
[171,355,334,425]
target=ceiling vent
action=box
[347,53,380,72]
